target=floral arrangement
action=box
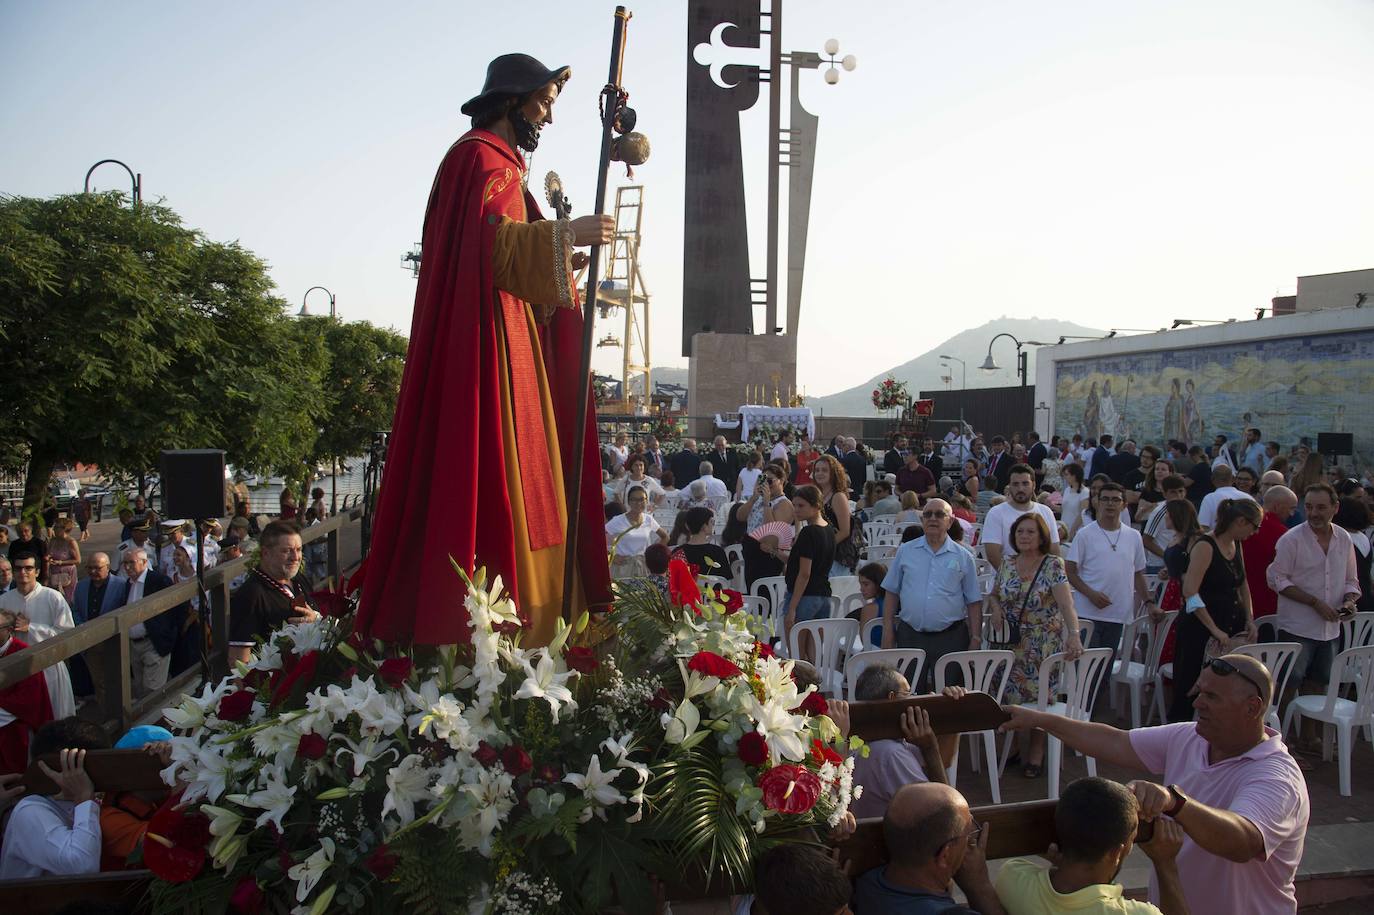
[147,563,861,915]
[871,375,910,411]
[745,420,810,456]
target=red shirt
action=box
[795,449,820,484]
[1242,511,1287,617]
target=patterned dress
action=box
[995,554,1070,706]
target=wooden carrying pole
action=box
[560,6,631,621]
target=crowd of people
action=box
[601,419,1366,914]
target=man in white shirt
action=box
[0,559,76,719]
[942,424,973,466]
[696,461,730,504]
[1197,465,1256,529]
[982,465,1061,570]
[157,520,197,578]
[115,519,157,571]
[1065,482,1157,684]
[0,718,108,879]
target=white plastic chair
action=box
[698,574,731,593]
[846,648,926,701]
[1342,612,1374,651]
[789,619,859,694]
[863,521,893,547]
[868,545,897,563]
[752,575,787,636]
[935,650,1014,804]
[1029,648,1114,799]
[1281,645,1374,796]
[830,575,861,614]
[1111,612,1177,729]
[1256,617,1279,644]
[1076,618,1095,647]
[1232,641,1302,732]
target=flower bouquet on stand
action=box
[870,375,910,413]
[148,560,861,914]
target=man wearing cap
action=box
[359,53,616,647]
[117,520,157,573]
[157,521,196,579]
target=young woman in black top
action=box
[779,485,835,652]
[669,507,732,579]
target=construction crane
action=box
[577,185,650,413]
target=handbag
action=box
[988,557,1049,650]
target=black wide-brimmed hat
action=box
[461,53,571,116]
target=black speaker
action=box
[1316,432,1353,456]
[160,450,226,520]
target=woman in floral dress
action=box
[46,518,81,604]
[990,512,1083,778]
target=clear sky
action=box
[4,1,1372,397]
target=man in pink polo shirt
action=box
[1001,653,1308,914]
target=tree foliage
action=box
[0,192,402,511]
[298,316,408,467]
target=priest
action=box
[0,609,54,775]
[359,54,615,646]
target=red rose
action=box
[310,589,350,618]
[792,690,828,717]
[217,689,256,722]
[648,687,674,711]
[758,764,822,815]
[474,740,500,768]
[230,876,266,914]
[365,843,398,880]
[297,732,328,761]
[667,558,702,609]
[143,795,210,882]
[687,650,743,679]
[272,650,319,704]
[719,589,744,614]
[378,657,414,688]
[755,641,775,659]
[502,744,533,777]
[737,730,769,766]
[811,738,843,766]
[564,645,599,674]
[535,762,563,783]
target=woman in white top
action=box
[605,485,667,580]
[733,450,764,502]
[616,454,664,508]
[1059,462,1090,539]
[606,432,630,472]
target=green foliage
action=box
[299,316,407,466]
[389,825,474,915]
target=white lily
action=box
[662,699,701,745]
[745,694,809,763]
[201,804,244,840]
[564,754,625,820]
[182,743,239,804]
[287,837,335,902]
[382,754,432,825]
[334,734,399,777]
[458,766,515,856]
[226,763,297,831]
[404,682,476,752]
[514,649,576,724]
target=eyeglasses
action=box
[12,564,37,572]
[921,510,949,518]
[940,821,984,852]
[1203,657,1265,698]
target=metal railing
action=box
[0,508,363,735]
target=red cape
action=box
[358,130,611,645]
[0,638,54,776]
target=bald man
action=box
[1257,470,1286,498]
[1002,654,1308,915]
[1243,486,1296,622]
[851,782,1005,915]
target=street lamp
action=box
[300,286,336,318]
[83,159,142,206]
[938,353,966,389]
[979,333,1043,387]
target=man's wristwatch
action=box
[1165,784,1188,818]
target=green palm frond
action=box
[652,744,754,890]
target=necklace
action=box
[1102,525,1124,551]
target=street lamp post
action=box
[300,286,337,319]
[979,333,1032,387]
[938,353,966,389]
[83,159,142,206]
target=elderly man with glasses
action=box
[1002,653,1308,915]
[880,499,984,690]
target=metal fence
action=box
[0,508,363,736]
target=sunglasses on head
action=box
[1203,656,1264,698]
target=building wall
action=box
[1297,268,1374,312]
[1033,307,1374,472]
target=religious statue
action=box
[358,54,615,647]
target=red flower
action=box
[565,646,599,674]
[474,741,500,768]
[792,690,828,717]
[378,657,414,688]
[502,744,533,777]
[365,843,398,880]
[811,738,843,766]
[719,589,744,614]
[272,650,319,705]
[648,687,674,711]
[737,730,769,766]
[230,876,266,914]
[758,764,822,815]
[143,794,210,882]
[756,641,775,659]
[667,558,702,609]
[535,762,563,783]
[217,689,256,722]
[310,589,350,619]
[687,650,743,679]
[297,732,328,761]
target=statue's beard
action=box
[510,109,542,152]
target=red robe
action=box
[0,637,54,776]
[358,129,611,645]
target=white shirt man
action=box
[0,771,101,879]
[1198,473,1256,529]
[941,427,972,465]
[981,468,1061,570]
[696,463,730,503]
[0,561,76,719]
[1065,485,1153,637]
[157,522,198,578]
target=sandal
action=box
[1022,763,1043,778]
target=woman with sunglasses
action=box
[1169,498,1262,723]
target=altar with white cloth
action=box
[734,404,815,441]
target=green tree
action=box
[0,192,328,513]
[300,315,407,466]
